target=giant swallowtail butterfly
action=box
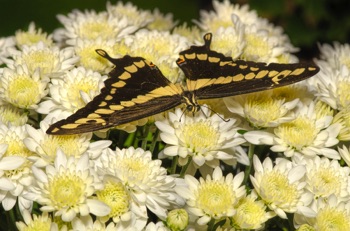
[47,33,319,135]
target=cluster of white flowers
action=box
[0,0,349,230]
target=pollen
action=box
[196,181,235,217]
[274,117,318,150]
[242,34,270,60]
[181,121,219,155]
[7,75,40,108]
[67,80,98,109]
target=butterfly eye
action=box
[186,104,194,112]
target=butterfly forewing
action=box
[176,33,319,99]
[47,52,183,135]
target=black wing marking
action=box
[47,50,183,135]
[176,33,319,99]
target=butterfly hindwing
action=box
[47,51,183,135]
[177,33,319,99]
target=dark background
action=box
[0,0,349,60]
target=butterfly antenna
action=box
[179,107,187,122]
[201,105,230,122]
[95,49,115,63]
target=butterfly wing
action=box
[177,33,319,99]
[47,50,183,135]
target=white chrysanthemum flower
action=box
[310,61,350,110]
[15,22,53,48]
[333,106,350,141]
[224,90,299,129]
[0,36,16,62]
[115,30,189,83]
[273,102,340,159]
[297,156,350,201]
[231,190,275,230]
[74,38,116,72]
[145,221,171,231]
[95,175,148,229]
[0,103,28,126]
[0,65,49,109]
[57,10,137,45]
[318,42,350,70]
[156,107,245,168]
[106,1,153,28]
[16,209,57,231]
[147,8,178,31]
[245,101,341,159]
[196,0,259,32]
[0,124,35,213]
[176,167,246,225]
[24,121,111,167]
[210,16,245,59]
[294,195,350,230]
[37,66,107,121]
[99,147,184,219]
[250,156,312,219]
[5,42,78,78]
[25,151,110,222]
[71,215,118,231]
[241,24,285,62]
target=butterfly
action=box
[46,33,319,135]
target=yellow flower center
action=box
[119,157,149,183]
[7,75,40,108]
[22,51,55,75]
[275,117,318,150]
[48,173,85,209]
[16,32,51,47]
[0,105,27,126]
[232,197,266,229]
[21,214,52,231]
[79,21,116,40]
[181,121,219,155]
[309,167,342,198]
[96,181,130,219]
[244,93,283,128]
[242,34,270,60]
[260,171,299,208]
[67,80,98,109]
[316,207,350,231]
[196,181,235,217]
[337,81,350,109]
[77,46,109,72]
[41,135,86,163]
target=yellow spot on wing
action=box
[109,105,124,110]
[268,70,279,77]
[95,108,115,114]
[105,95,113,100]
[291,68,305,76]
[75,118,107,125]
[250,67,259,71]
[124,64,138,73]
[134,60,145,68]
[119,72,131,80]
[208,56,220,63]
[197,54,208,60]
[219,61,231,66]
[112,81,126,88]
[245,72,255,80]
[308,67,317,71]
[99,102,107,107]
[256,70,269,79]
[185,53,195,59]
[232,74,244,81]
[88,113,101,118]
[121,101,135,107]
[239,64,248,69]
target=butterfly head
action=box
[182,91,201,114]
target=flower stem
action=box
[179,157,192,178]
[243,143,255,185]
[170,156,178,174]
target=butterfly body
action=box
[46,33,319,135]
